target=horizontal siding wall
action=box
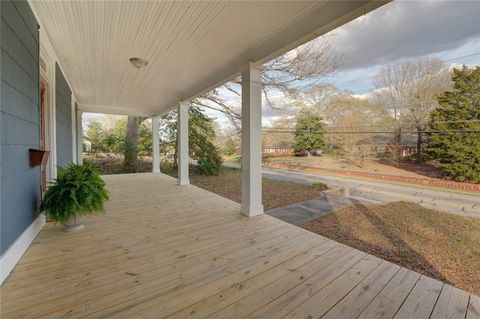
[55,63,72,167]
[0,0,41,255]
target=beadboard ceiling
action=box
[30,1,387,116]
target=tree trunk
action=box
[396,127,402,167]
[123,116,145,172]
[416,127,423,164]
[173,128,178,168]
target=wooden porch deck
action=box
[1,173,478,319]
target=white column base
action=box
[178,179,190,186]
[241,204,264,217]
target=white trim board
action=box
[71,94,77,163]
[0,213,46,285]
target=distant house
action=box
[235,144,295,157]
[263,145,294,157]
[83,140,92,152]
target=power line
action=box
[221,119,480,139]
[443,51,480,63]
[262,129,480,135]
[265,119,480,130]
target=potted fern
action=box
[42,162,109,232]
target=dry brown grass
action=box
[189,168,327,210]
[85,154,152,175]
[304,201,480,295]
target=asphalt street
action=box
[224,163,480,218]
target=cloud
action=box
[330,0,480,71]
[208,1,480,129]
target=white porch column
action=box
[76,110,83,164]
[152,116,160,173]
[177,101,190,185]
[241,63,263,217]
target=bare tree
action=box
[374,57,450,163]
[407,62,451,162]
[262,117,295,148]
[325,96,389,165]
[291,83,347,119]
[191,37,341,129]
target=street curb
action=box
[262,162,480,193]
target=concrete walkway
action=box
[267,193,360,226]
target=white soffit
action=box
[30,1,389,116]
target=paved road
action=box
[224,163,480,218]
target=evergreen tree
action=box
[189,107,223,174]
[426,66,480,183]
[293,111,326,155]
[85,122,108,153]
[161,106,223,175]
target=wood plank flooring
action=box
[1,173,478,319]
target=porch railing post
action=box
[177,101,190,185]
[152,116,160,173]
[241,63,264,217]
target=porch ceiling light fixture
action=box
[129,57,148,69]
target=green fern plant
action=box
[42,162,109,223]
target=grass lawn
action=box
[264,155,444,179]
[187,168,327,210]
[304,201,480,295]
[222,154,241,164]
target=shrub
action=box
[42,163,109,223]
[196,159,221,175]
[160,161,177,175]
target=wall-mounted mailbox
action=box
[29,149,50,167]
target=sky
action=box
[200,0,480,130]
[324,0,480,95]
[84,0,480,131]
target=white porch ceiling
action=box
[30,0,388,117]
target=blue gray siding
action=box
[0,0,41,255]
[55,63,72,167]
